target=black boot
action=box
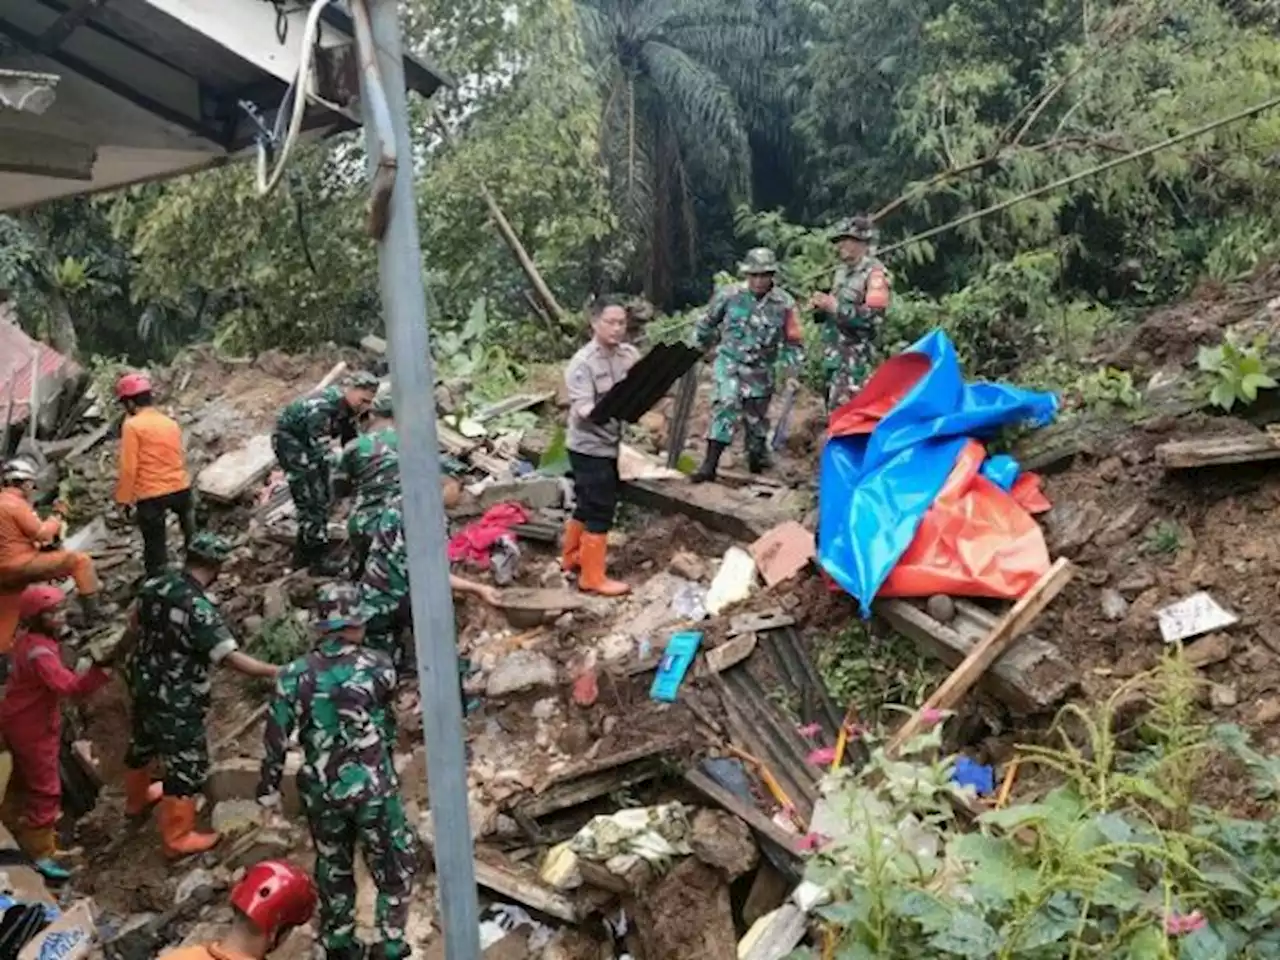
[747,446,772,475]
[690,441,726,484]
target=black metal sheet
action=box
[589,342,701,425]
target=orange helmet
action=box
[230,860,317,940]
[18,585,65,620]
[115,373,152,400]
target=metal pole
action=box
[355,4,481,958]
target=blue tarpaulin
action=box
[817,330,1059,616]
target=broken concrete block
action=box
[749,521,815,588]
[1101,589,1129,622]
[479,478,562,511]
[211,799,265,839]
[221,828,293,872]
[485,650,558,698]
[206,756,300,816]
[669,550,708,582]
[690,808,758,880]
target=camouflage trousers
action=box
[124,700,208,797]
[825,342,876,414]
[273,431,332,553]
[708,362,773,452]
[307,793,417,960]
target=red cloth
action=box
[0,630,109,827]
[447,503,531,568]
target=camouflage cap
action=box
[187,531,232,565]
[314,582,366,634]
[739,247,779,275]
[347,371,380,392]
[830,215,878,243]
[370,391,393,417]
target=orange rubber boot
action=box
[123,769,164,818]
[578,533,630,597]
[158,797,219,858]
[560,519,585,573]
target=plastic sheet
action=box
[818,330,1058,615]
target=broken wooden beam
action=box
[514,759,666,820]
[535,735,688,794]
[621,479,795,541]
[474,391,556,424]
[876,597,1076,715]
[888,558,1074,751]
[1157,431,1280,470]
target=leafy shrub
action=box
[795,655,1280,959]
[1198,335,1278,412]
[1071,367,1142,415]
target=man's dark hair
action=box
[589,295,627,319]
[127,392,154,407]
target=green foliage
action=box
[1145,520,1184,555]
[248,614,310,665]
[799,655,1280,958]
[1072,368,1143,415]
[432,297,525,399]
[1198,335,1278,411]
[816,622,939,726]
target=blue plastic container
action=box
[650,631,702,702]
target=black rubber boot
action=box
[690,441,727,485]
[747,446,772,475]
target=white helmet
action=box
[2,458,37,484]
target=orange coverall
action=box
[114,406,191,505]
[160,944,256,960]
[0,489,98,652]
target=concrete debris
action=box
[668,549,708,582]
[220,828,294,872]
[1046,500,1104,556]
[479,477,562,511]
[689,808,758,880]
[1210,683,1239,709]
[925,594,956,624]
[485,650,558,698]
[706,547,758,616]
[1101,589,1129,622]
[210,799,265,838]
[1116,567,1156,597]
[1185,632,1233,668]
[175,868,219,905]
[749,521,815,588]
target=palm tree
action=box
[576,0,787,305]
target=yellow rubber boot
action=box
[578,533,630,597]
[123,768,163,818]
[158,797,219,858]
[560,519,585,573]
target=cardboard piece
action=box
[18,899,95,960]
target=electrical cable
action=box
[255,0,336,197]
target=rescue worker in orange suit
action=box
[159,859,318,960]
[0,585,111,881]
[0,458,101,646]
[115,372,195,577]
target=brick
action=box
[749,521,816,588]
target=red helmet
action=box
[18,585,65,620]
[230,860,317,939]
[115,373,152,400]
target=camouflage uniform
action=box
[822,217,892,412]
[258,584,415,960]
[124,535,237,797]
[357,500,410,668]
[273,375,375,560]
[693,249,803,461]
[337,425,400,578]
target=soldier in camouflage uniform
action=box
[272,372,379,575]
[122,532,280,857]
[810,215,892,413]
[257,583,415,960]
[359,497,500,672]
[690,248,804,484]
[335,392,399,579]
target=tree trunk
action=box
[46,288,79,358]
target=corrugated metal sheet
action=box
[589,342,701,425]
[0,312,78,427]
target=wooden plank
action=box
[437,423,480,457]
[707,633,757,673]
[683,768,802,857]
[65,418,114,461]
[515,759,664,819]
[622,479,793,541]
[418,822,580,923]
[197,362,348,502]
[475,391,556,424]
[876,599,1076,715]
[197,433,277,502]
[1157,432,1280,470]
[739,904,808,960]
[888,559,1074,752]
[536,736,687,793]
